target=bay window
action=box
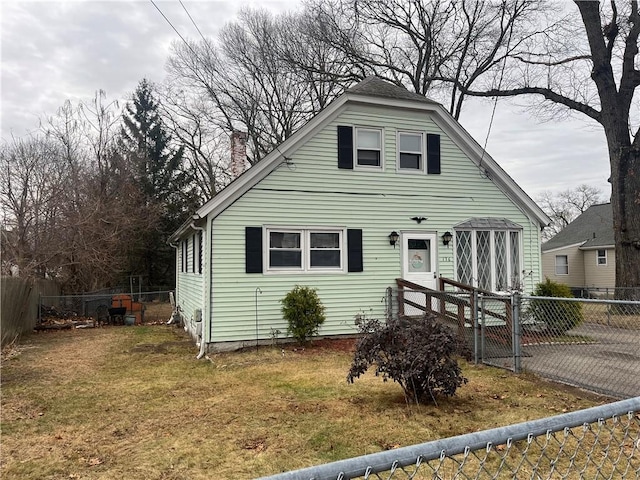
[455,223,522,292]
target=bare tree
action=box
[461,1,640,295]
[159,84,232,200]
[1,93,154,292]
[301,0,551,119]
[0,135,69,278]
[538,184,605,240]
[165,8,350,168]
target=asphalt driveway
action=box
[521,323,640,399]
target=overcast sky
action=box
[1,0,612,200]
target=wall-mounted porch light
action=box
[441,231,453,247]
[388,231,399,248]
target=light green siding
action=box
[176,233,205,339]
[207,104,543,344]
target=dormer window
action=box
[398,132,423,171]
[355,128,382,168]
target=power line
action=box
[148,0,198,58]
[179,0,209,46]
[478,12,516,179]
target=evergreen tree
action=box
[120,79,197,286]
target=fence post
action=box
[512,292,522,374]
[473,289,479,365]
[397,287,405,316]
[439,277,446,316]
[480,294,486,364]
[457,302,465,343]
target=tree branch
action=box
[511,54,592,66]
[462,85,602,122]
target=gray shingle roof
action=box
[542,203,613,252]
[346,76,438,104]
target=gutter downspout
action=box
[168,241,180,324]
[190,221,208,360]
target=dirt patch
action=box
[142,302,173,323]
[129,340,194,354]
[285,337,357,355]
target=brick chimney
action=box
[230,130,248,178]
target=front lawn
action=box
[1,325,606,479]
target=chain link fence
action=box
[37,290,174,327]
[396,281,640,399]
[517,295,640,399]
[569,286,640,300]
[258,397,640,480]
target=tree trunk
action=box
[608,140,640,300]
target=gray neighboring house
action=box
[541,203,614,290]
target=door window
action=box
[407,238,431,272]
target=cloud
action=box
[0,0,613,200]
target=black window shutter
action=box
[427,134,441,174]
[337,126,354,169]
[347,229,363,272]
[245,227,263,274]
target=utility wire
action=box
[148,0,199,58]
[179,0,209,46]
[478,15,516,178]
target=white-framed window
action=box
[181,239,188,273]
[597,249,607,265]
[397,131,424,171]
[455,229,522,291]
[555,255,569,275]
[355,128,382,168]
[195,231,203,274]
[266,227,345,273]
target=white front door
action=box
[401,232,438,316]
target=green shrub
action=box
[528,278,583,334]
[347,315,467,404]
[281,286,326,344]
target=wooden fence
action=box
[1,276,60,346]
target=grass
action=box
[582,302,640,329]
[0,325,618,479]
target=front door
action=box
[401,232,438,316]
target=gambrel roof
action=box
[542,203,613,252]
[347,76,438,104]
[171,77,549,241]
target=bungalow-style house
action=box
[170,77,549,353]
[541,203,614,290]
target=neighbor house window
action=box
[555,255,569,275]
[355,128,382,168]
[398,132,423,170]
[455,224,522,291]
[597,249,607,265]
[267,228,344,272]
